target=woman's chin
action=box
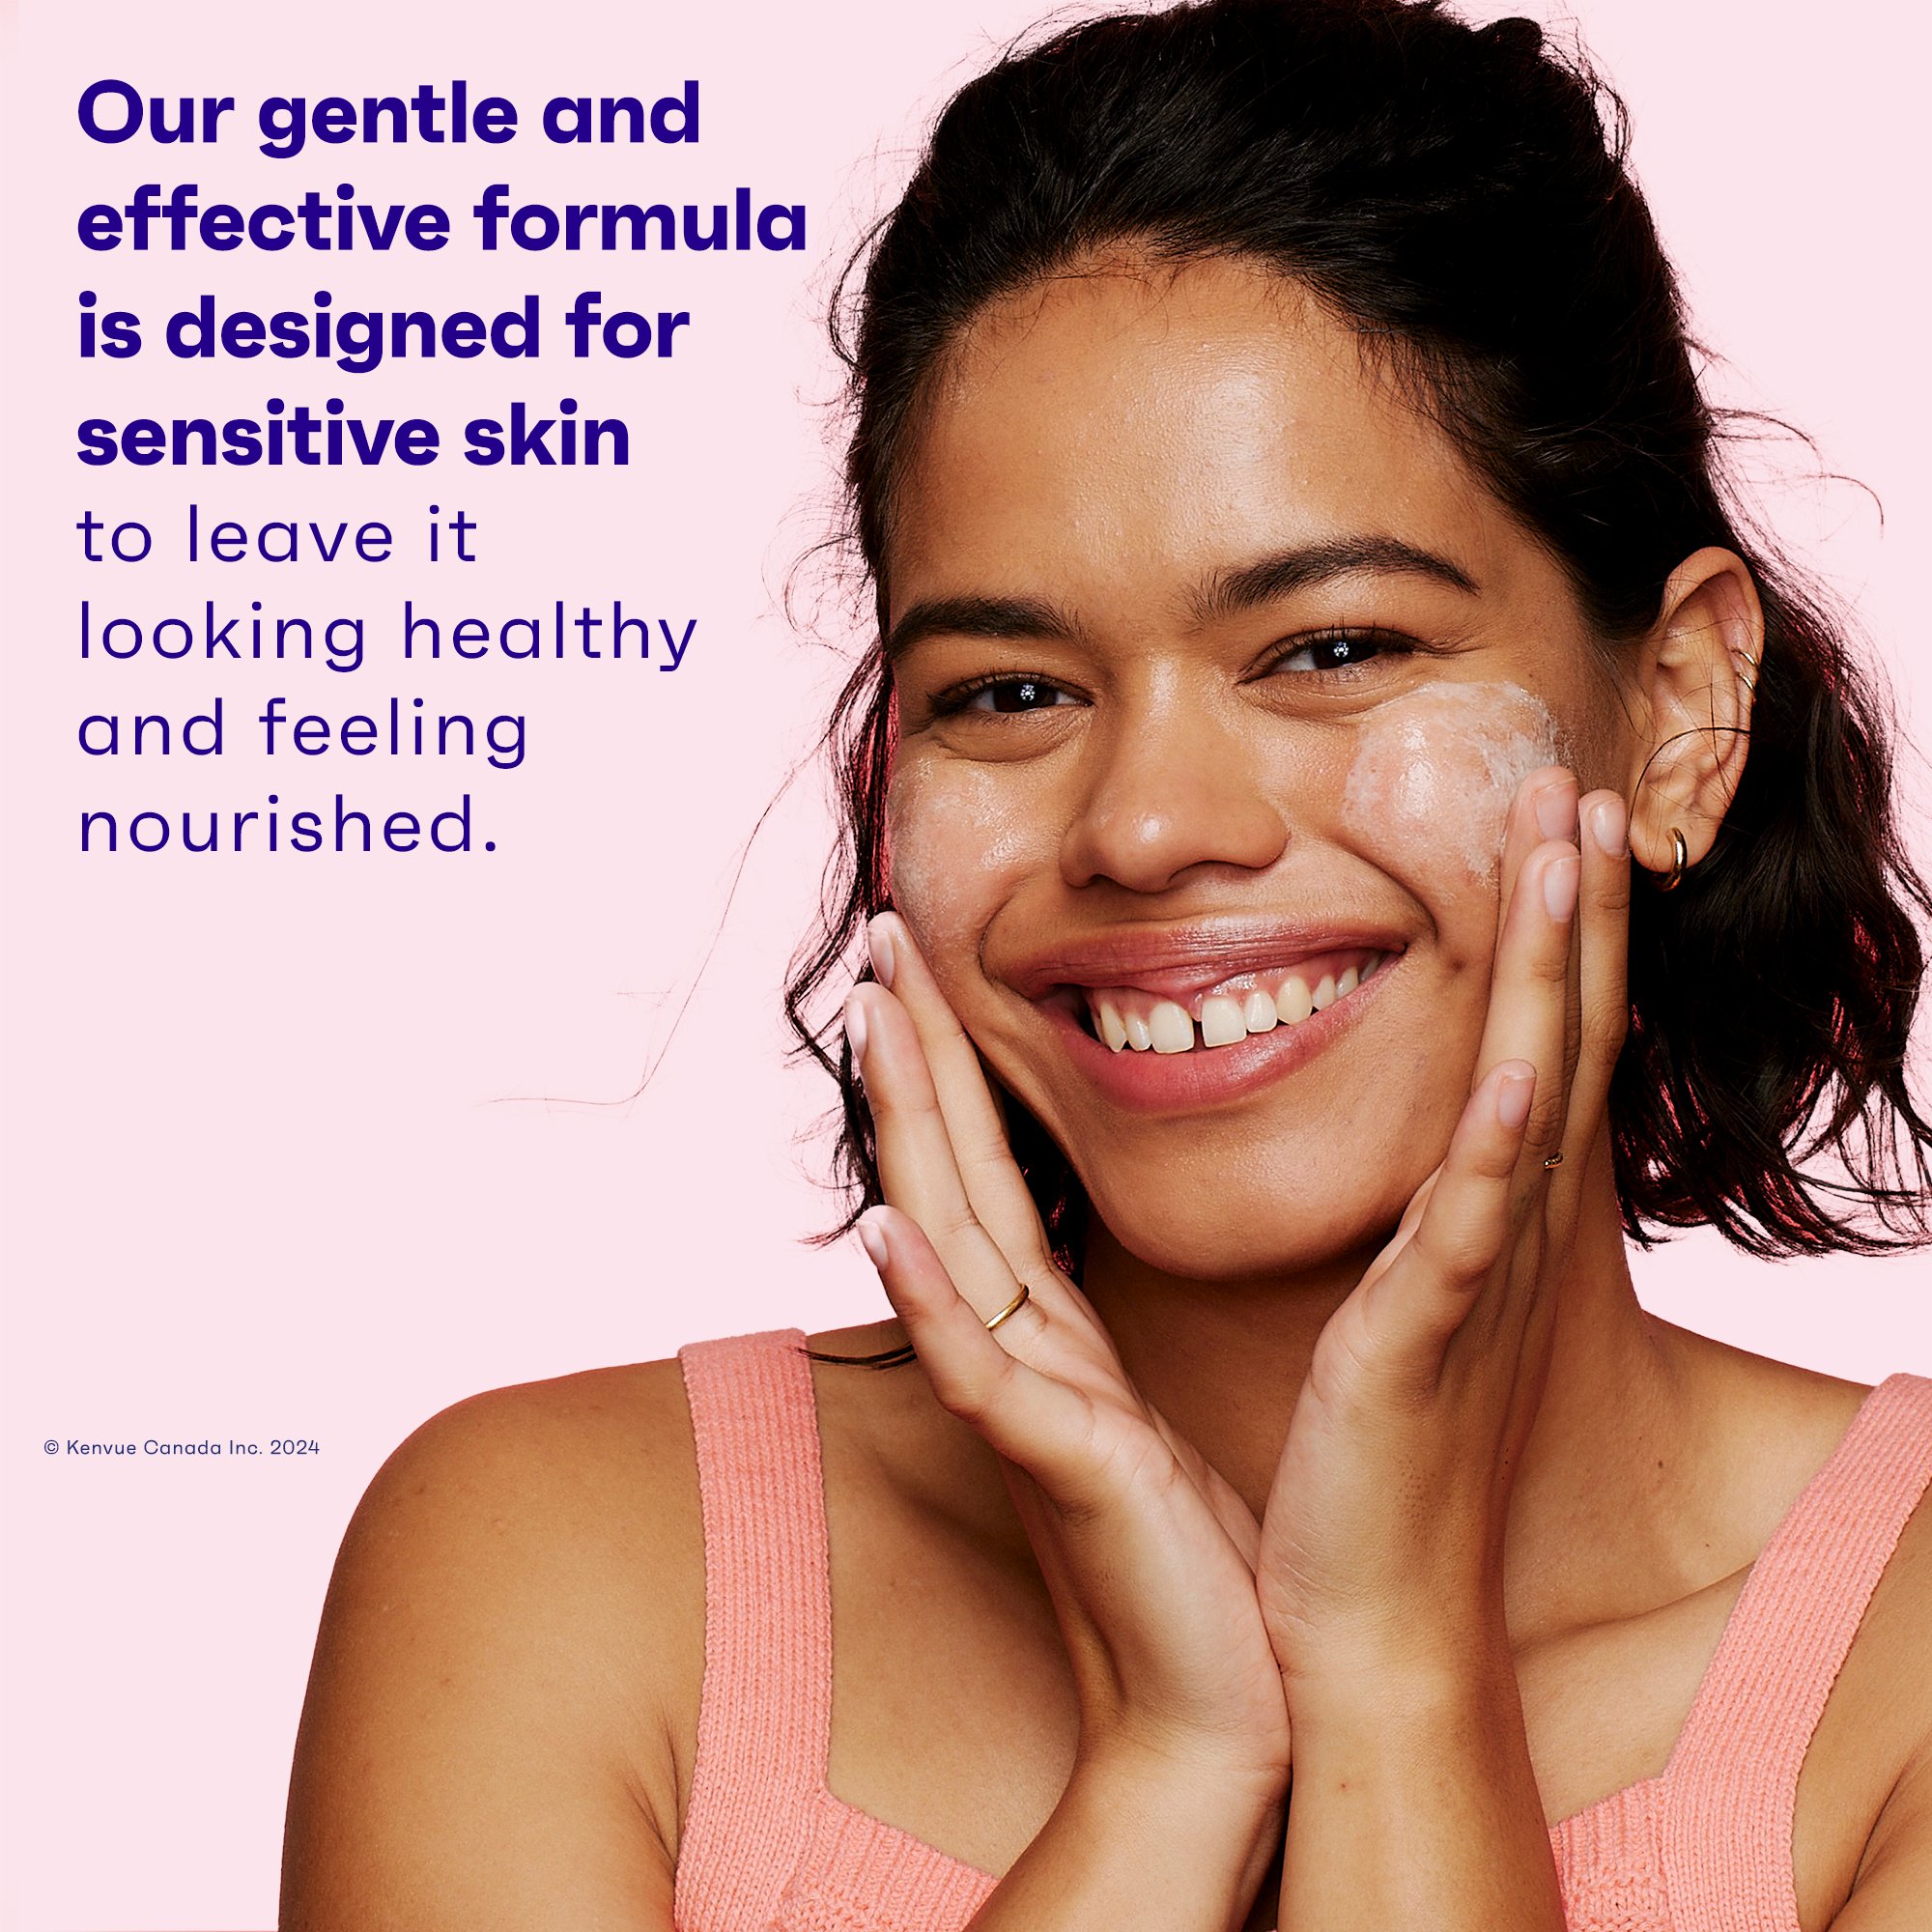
[1084,1182,1411,1287]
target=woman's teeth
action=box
[1086,952,1388,1054]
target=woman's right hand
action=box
[844,910,1292,1806]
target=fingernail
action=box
[1535,782,1578,842]
[1589,796,1628,859]
[867,913,897,989]
[844,991,869,1068]
[1544,851,1579,921]
[857,1212,889,1271]
[1498,1065,1535,1131]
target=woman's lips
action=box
[1033,946,1404,1116]
[1005,917,1411,1004]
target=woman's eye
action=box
[943,675,1077,715]
[1270,630,1412,676]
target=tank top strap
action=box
[1662,1373,1932,1932]
[673,1328,834,1927]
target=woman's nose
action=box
[1057,683,1290,894]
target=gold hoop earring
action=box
[1736,648,1759,694]
[1653,825,1689,893]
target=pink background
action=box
[1,1,1926,1926]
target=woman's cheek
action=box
[887,759,1043,977]
[1339,678,1573,894]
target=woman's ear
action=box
[1622,546,1763,878]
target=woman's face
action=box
[883,254,1626,1279]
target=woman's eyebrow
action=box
[885,535,1478,664]
[1190,534,1480,622]
[885,593,1076,665]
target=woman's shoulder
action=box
[1801,1362,1932,1915]
[372,1350,705,1531]
[1681,1339,1930,1668]
[1666,1330,1898,1552]
[1683,1338,1932,1914]
[338,1321,928,1755]
[283,1354,708,1926]
[351,1352,707,1611]
[387,1353,708,1730]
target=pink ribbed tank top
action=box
[672,1330,1932,1932]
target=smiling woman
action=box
[280,4,1932,1931]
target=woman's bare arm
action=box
[1832,1750,1932,1930]
[279,1365,698,1932]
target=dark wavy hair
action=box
[782,0,1932,1307]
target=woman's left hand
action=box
[1254,766,1632,1686]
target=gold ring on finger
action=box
[1542,1151,1565,1171]
[984,1284,1032,1331]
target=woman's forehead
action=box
[889,254,1521,621]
